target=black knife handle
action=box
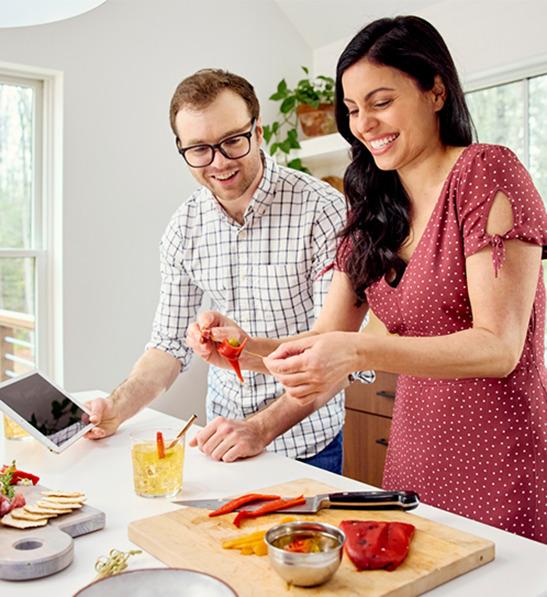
[327,490,419,511]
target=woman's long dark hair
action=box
[335,16,474,301]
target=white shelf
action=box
[292,133,351,177]
[295,133,350,159]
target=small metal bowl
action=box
[265,521,345,587]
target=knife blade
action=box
[171,490,419,513]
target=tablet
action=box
[0,371,95,453]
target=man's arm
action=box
[189,380,347,462]
[86,348,180,439]
[87,211,204,439]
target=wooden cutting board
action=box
[0,484,105,581]
[128,479,494,597]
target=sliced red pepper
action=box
[1,465,40,486]
[156,431,166,459]
[217,337,248,383]
[340,520,415,571]
[233,495,306,528]
[11,470,40,485]
[285,539,310,553]
[208,493,280,518]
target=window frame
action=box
[463,55,547,169]
[0,62,63,383]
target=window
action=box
[465,65,547,354]
[465,71,547,205]
[0,65,62,387]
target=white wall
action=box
[0,0,312,423]
[313,0,547,84]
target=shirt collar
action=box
[245,151,278,219]
[204,151,278,226]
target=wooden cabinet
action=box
[343,371,397,488]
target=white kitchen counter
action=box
[1,391,546,596]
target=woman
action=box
[189,16,547,543]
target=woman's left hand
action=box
[263,332,358,404]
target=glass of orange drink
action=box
[130,427,184,498]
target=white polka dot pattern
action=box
[366,144,547,543]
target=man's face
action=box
[175,90,263,204]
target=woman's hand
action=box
[186,311,250,370]
[263,332,359,404]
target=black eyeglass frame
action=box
[176,118,257,168]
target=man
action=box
[86,69,347,472]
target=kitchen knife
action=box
[171,490,419,513]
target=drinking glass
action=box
[130,427,184,498]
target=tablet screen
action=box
[0,373,90,448]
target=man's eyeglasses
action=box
[176,119,257,168]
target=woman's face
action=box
[341,58,445,173]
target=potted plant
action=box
[263,66,335,172]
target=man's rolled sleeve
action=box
[311,192,346,318]
[146,220,204,372]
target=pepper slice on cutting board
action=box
[208,493,280,518]
[339,520,415,571]
[233,495,306,528]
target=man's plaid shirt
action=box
[147,152,347,458]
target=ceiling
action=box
[273,0,442,48]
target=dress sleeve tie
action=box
[490,234,506,278]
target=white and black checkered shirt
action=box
[146,152,347,459]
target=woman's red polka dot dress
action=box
[366,144,547,543]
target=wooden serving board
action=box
[128,479,495,597]
[0,484,105,581]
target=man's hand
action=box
[84,396,123,440]
[188,416,266,462]
[186,311,250,369]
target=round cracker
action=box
[41,490,86,499]
[11,508,50,522]
[41,495,86,504]
[1,514,49,528]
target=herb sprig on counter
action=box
[0,460,16,499]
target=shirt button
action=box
[238,229,246,239]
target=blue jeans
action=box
[298,432,343,475]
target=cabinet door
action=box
[343,410,391,488]
[345,371,396,417]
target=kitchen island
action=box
[1,392,546,596]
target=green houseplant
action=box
[263,66,335,172]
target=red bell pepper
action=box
[156,431,166,459]
[340,520,415,571]
[0,464,40,486]
[233,495,306,528]
[208,493,280,517]
[217,337,248,383]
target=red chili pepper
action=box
[208,493,280,517]
[217,337,247,360]
[233,495,306,528]
[340,520,415,571]
[156,431,166,459]
[217,337,248,383]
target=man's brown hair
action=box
[169,69,260,137]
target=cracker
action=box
[40,491,86,502]
[35,501,73,513]
[40,495,86,504]
[1,514,48,528]
[40,498,82,509]
[41,491,86,499]
[10,508,50,522]
[24,505,60,517]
